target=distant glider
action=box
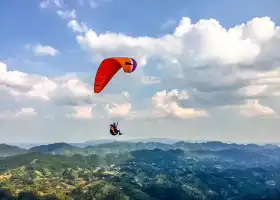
[94,57,137,93]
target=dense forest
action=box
[1,141,280,199]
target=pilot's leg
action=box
[110,129,117,135]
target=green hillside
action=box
[1,142,280,199]
[0,144,27,157]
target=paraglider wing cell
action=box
[94,57,137,93]
[94,58,121,93]
[131,58,137,72]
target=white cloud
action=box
[239,100,277,117]
[26,44,59,56]
[4,4,280,142]
[73,16,279,68]
[105,103,132,117]
[0,62,92,105]
[152,90,208,119]
[40,0,63,8]
[68,16,280,111]
[74,17,277,68]
[0,62,140,120]
[67,105,93,119]
[238,84,268,97]
[68,20,88,33]
[236,69,280,99]
[56,9,76,19]
[0,107,37,119]
[0,62,7,73]
[6,11,280,123]
[53,14,280,120]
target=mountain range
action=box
[1,140,280,199]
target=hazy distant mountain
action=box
[0,143,27,157]
[8,139,280,150]
[69,138,178,148]
[263,144,280,149]
[70,139,116,147]
[2,140,280,162]
[129,138,181,144]
[9,140,278,158]
[28,142,81,155]
[6,143,46,149]
[70,138,180,148]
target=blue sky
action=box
[0,0,280,144]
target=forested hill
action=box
[1,141,280,199]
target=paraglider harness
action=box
[110,122,122,136]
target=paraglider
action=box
[110,122,122,136]
[94,57,137,136]
[94,57,137,93]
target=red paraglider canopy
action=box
[94,57,137,93]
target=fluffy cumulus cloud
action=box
[63,15,280,119]
[0,62,92,105]
[8,12,280,121]
[0,61,136,120]
[105,103,132,117]
[68,20,88,33]
[0,107,37,119]
[152,90,208,119]
[67,105,93,119]
[3,2,280,142]
[238,100,277,118]
[39,0,63,8]
[56,9,76,19]
[26,44,59,56]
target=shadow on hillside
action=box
[0,188,59,200]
